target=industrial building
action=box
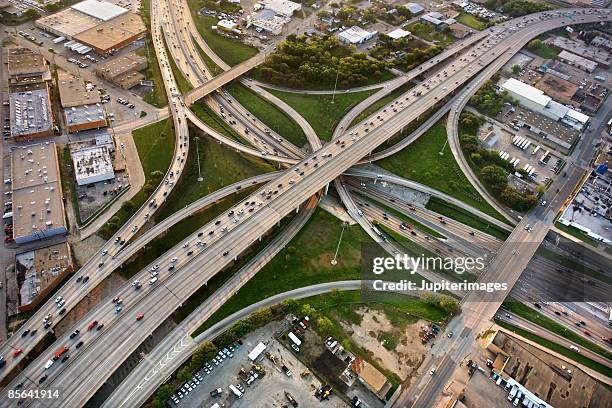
[10,143,67,245]
[387,28,411,40]
[337,26,377,45]
[57,71,107,132]
[95,51,147,89]
[36,0,145,54]
[549,37,611,68]
[71,145,115,186]
[501,78,589,131]
[7,48,50,81]
[420,12,456,29]
[557,50,598,73]
[15,242,73,313]
[262,0,301,17]
[9,90,54,141]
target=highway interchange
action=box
[0,4,611,408]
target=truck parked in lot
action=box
[282,365,292,377]
[229,384,242,398]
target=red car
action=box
[5,236,13,243]
[87,321,98,330]
[13,348,23,357]
[136,313,144,321]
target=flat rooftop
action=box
[36,8,100,38]
[7,48,48,77]
[16,242,72,307]
[534,74,579,105]
[95,51,147,78]
[550,36,611,67]
[9,89,53,138]
[58,71,101,108]
[71,0,129,21]
[11,143,65,240]
[65,104,106,127]
[72,145,114,182]
[74,13,145,52]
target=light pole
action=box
[331,69,340,104]
[331,222,347,265]
[195,137,203,182]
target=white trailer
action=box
[78,46,92,55]
[512,135,520,144]
[64,40,76,48]
[288,332,302,346]
[515,137,524,146]
[523,141,532,150]
[229,384,243,398]
[514,159,520,168]
[532,145,541,155]
[52,36,65,44]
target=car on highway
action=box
[13,348,23,357]
[70,330,80,339]
[136,313,144,321]
[88,321,98,330]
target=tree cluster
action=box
[372,35,444,71]
[501,0,551,17]
[469,79,508,117]
[421,292,460,316]
[256,36,388,88]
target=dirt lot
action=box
[342,307,428,381]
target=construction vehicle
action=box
[285,392,298,407]
[265,351,278,365]
[300,369,310,378]
[238,368,249,381]
[251,364,266,376]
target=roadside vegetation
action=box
[225,82,308,147]
[267,89,376,141]
[405,22,456,46]
[526,38,559,59]
[377,120,507,221]
[99,119,175,239]
[371,35,444,73]
[554,222,601,248]
[457,12,490,30]
[459,110,538,211]
[486,0,551,17]
[495,320,612,378]
[140,0,168,107]
[163,39,192,94]
[254,34,393,90]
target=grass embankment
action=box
[348,83,412,128]
[267,89,376,141]
[377,120,507,222]
[425,197,510,240]
[527,41,559,59]
[140,0,168,107]
[99,119,175,239]
[554,221,600,248]
[496,320,612,378]
[186,8,257,66]
[58,146,81,226]
[457,13,487,30]
[225,82,308,147]
[503,301,612,360]
[406,22,456,46]
[194,208,372,334]
[190,103,246,144]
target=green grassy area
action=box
[99,119,175,239]
[267,89,376,141]
[496,320,612,378]
[527,41,559,60]
[156,125,276,220]
[190,103,245,144]
[349,83,412,129]
[163,37,192,94]
[456,12,487,30]
[225,82,308,147]
[503,301,612,360]
[192,36,222,74]
[377,120,507,222]
[194,208,373,334]
[186,9,257,66]
[405,22,456,46]
[425,197,510,240]
[554,222,600,248]
[140,0,168,107]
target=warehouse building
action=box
[338,26,377,45]
[36,0,144,54]
[557,50,597,73]
[71,145,115,185]
[7,48,50,81]
[95,51,147,89]
[550,37,611,67]
[405,3,425,15]
[263,0,301,17]
[501,78,589,131]
[58,71,107,132]
[10,143,67,245]
[9,89,54,141]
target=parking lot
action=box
[171,322,348,408]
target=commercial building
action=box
[387,28,411,40]
[405,3,425,15]
[501,78,589,131]
[71,145,115,185]
[338,26,377,45]
[15,242,73,313]
[550,37,611,68]
[10,143,67,244]
[263,0,301,17]
[36,0,144,54]
[349,357,391,398]
[95,51,147,89]
[9,89,54,141]
[420,12,456,29]
[557,50,597,73]
[249,10,287,35]
[73,12,146,54]
[58,71,107,132]
[7,48,50,81]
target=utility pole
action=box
[331,222,347,265]
[195,136,203,182]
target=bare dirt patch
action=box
[341,307,427,380]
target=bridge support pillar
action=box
[324,183,329,195]
[295,207,299,214]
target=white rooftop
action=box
[558,50,598,71]
[566,108,589,124]
[338,26,376,44]
[263,0,301,17]
[502,78,551,108]
[387,28,411,40]
[71,145,114,185]
[71,0,128,21]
